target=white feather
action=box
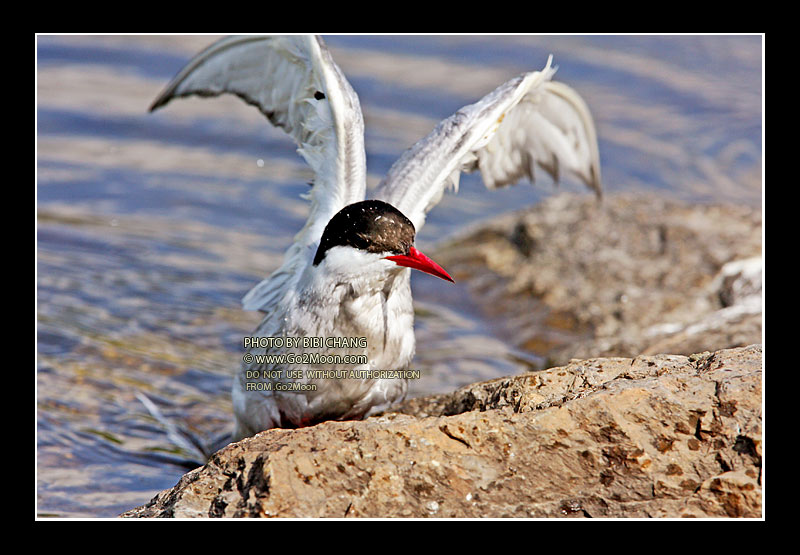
[150,35,367,313]
[374,55,601,231]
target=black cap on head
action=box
[313,200,416,266]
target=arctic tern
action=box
[149,35,602,441]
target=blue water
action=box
[36,34,762,517]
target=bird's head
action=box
[313,200,454,284]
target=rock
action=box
[121,193,763,518]
[432,193,762,367]
[121,345,762,518]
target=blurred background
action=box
[36,34,762,517]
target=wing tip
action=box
[588,173,603,201]
[148,83,178,113]
[148,94,169,113]
[589,156,603,200]
[543,53,558,77]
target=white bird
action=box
[150,35,601,442]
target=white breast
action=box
[232,254,416,439]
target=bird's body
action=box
[150,35,602,441]
[232,201,419,438]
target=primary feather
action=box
[151,38,601,312]
[150,35,367,314]
[374,55,601,231]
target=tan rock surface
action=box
[122,345,762,518]
[432,193,762,366]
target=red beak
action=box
[385,246,455,283]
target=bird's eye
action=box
[352,235,369,249]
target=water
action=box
[36,34,762,517]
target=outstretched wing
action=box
[150,35,367,312]
[374,56,601,231]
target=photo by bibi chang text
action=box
[243,336,368,349]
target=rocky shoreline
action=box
[432,193,762,366]
[121,193,763,518]
[122,344,762,518]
